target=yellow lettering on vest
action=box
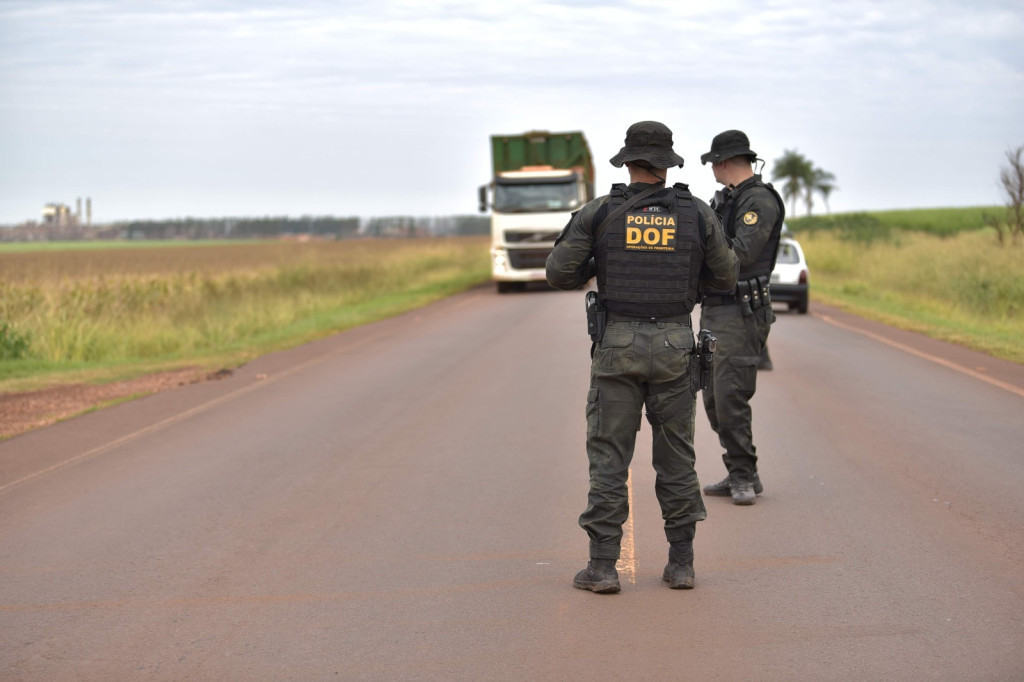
[628,214,676,226]
[624,212,679,250]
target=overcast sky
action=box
[1,0,1022,225]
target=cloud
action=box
[0,0,1022,222]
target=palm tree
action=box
[771,150,813,216]
[811,168,838,214]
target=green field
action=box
[0,237,491,393]
[788,207,1024,364]
[790,206,999,238]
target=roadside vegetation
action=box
[788,208,1024,364]
[0,237,490,393]
[2,201,1021,402]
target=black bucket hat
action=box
[609,121,686,169]
[700,129,757,165]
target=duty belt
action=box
[700,294,737,307]
[702,276,772,309]
[607,311,692,325]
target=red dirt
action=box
[0,368,213,440]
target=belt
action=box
[607,311,692,324]
[700,294,738,307]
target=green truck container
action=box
[489,130,595,196]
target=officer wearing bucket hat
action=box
[546,121,738,593]
[699,130,785,505]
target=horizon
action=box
[0,203,1005,233]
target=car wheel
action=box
[497,282,513,294]
[797,295,809,314]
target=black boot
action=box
[573,559,620,593]
[730,480,756,505]
[662,541,695,589]
[703,472,763,496]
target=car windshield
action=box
[776,242,801,264]
[494,179,579,212]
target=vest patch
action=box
[625,212,678,251]
[743,211,758,225]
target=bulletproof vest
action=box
[594,183,705,318]
[719,177,786,280]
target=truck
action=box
[478,130,594,293]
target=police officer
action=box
[699,130,785,505]
[546,121,738,593]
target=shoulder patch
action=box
[743,211,758,225]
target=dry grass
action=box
[0,237,490,391]
[797,228,1024,363]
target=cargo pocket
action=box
[757,305,776,330]
[586,387,600,437]
[596,326,634,373]
[727,355,760,396]
[662,327,695,375]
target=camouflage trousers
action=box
[699,302,774,482]
[580,320,706,561]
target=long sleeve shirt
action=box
[716,175,782,270]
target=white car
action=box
[770,234,809,314]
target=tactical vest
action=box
[720,177,786,281]
[594,183,705,318]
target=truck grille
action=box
[508,247,553,270]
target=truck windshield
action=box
[493,178,579,213]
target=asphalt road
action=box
[2,285,1022,680]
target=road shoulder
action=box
[810,302,1024,396]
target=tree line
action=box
[115,215,491,240]
[1,215,491,242]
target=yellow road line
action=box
[0,331,389,495]
[0,380,268,495]
[817,313,1024,399]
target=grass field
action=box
[791,206,1000,238]
[787,213,1024,364]
[0,237,491,392]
